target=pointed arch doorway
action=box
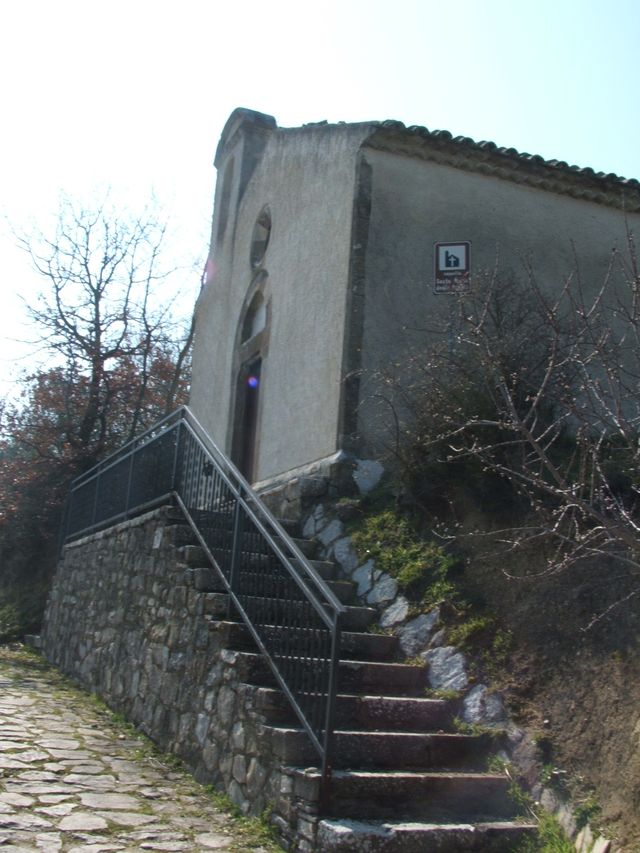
[233,357,262,482]
[230,212,271,484]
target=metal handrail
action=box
[62,405,344,798]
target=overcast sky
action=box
[1,0,639,400]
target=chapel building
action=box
[190,107,640,488]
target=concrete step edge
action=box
[316,818,538,852]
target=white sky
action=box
[1,0,639,401]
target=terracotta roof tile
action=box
[361,119,640,209]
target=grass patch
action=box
[517,811,575,852]
[540,764,568,792]
[423,687,461,701]
[349,507,460,607]
[202,787,282,850]
[497,766,574,853]
[574,794,601,831]
[452,716,502,738]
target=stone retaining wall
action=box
[40,507,317,850]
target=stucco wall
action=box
[190,122,372,483]
[355,146,640,453]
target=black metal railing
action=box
[62,406,344,795]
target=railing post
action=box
[57,495,71,557]
[124,443,136,518]
[90,470,100,529]
[320,610,341,813]
[227,496,244,617]
[170,419,183,495]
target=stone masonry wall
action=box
[41,507,292,830]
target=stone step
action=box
[291,557,336,580]
[324,579,355,604]
[337,658,427,695]
[211,620,259,650]
[202,592,230,617]
[213,622,398,661]
[181,543,334,586]
[206,547,335,582]
[333,693,454,731]
[293,768,520,822]
[316,818,538,852]
[264,726,491,770]
[175,517,304,559]
[178,544,209,566]
[234,572,354,604]
[187,510,300,539]
[233,595,376,633]
[233,652,427,695]
[339,632,398,661]
[183,567,226,592]
[338,605,378,632]
[165,522,197,546]
[289,538,319,559]
[276,518,300,537]
[253,687,454,732]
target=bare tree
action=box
[0,196,198,636]
[387,232,640,625]
[16,195,195,462]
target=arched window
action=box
[250,206,271,269]
[241,292,267,343]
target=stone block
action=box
[429,628,447,647]
[193,568,220,592]
[333,537,359,573]
[297,815,319,842]
[366,573,398,605]
[228,779,248,812]
[195,713,210,746]
[317,519,344,547]
[380,596,409,628]
[293,771,320,801]
[231,721,246,751]
[232,755,247,784]
[397,609,440,656]
[462,684,507,725]
[280,775,294,795]
[298,477,328,499]
[576,825,594,852]
[352,560,376,597]
[202,741,219,771]
[246,758,268,798]
[556,802,577,839]
[423,646,469,691]
[217,686,236,726]
[353,459,384,495]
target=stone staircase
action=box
[173,516,537,852]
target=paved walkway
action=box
[0,646,280,853]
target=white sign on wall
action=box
[434,241,471,293]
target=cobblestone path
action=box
[0,646,279,853]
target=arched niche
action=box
[250,206,271,269]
